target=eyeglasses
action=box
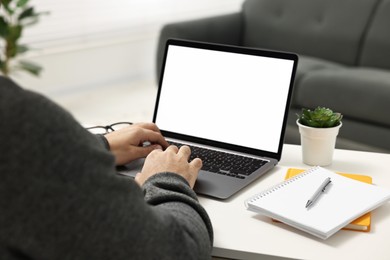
[86,122,133,135]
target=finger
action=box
[134,172,143,186]
[178,145,191,159]
[190,157,203,170]
[133,144,163,159]
[134,122,161,133]
[166,145,179,153]
[140,129,169,148]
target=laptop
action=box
[118,39,298,199]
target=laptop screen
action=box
[155,40,297,155]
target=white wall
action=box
[11,0,245,98]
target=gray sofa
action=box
[156,0,390,153]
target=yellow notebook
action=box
[285,168,372,232]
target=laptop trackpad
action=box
[194,171,245,200]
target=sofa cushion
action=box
[295,67,390,127]
[294,55,341,82]
[359,0,390,70]
[291,55,342,106]
[242,0,379,66]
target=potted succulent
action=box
[296,107,343,166]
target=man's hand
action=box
[104,123,169,165]
[135,145,202,188]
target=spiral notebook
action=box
[245,166,390,239]
[284,168,372,232]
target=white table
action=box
[199,144,390,260]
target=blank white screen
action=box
[156,45,294,153]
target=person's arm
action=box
[60,127,213,259]
[8,158,213,260]
[142,172,214,257]
[0,79,213,260]
[135,145,213,258]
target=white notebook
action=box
[245,166,390,239]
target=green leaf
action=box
[8,25,22,41]
[20,16,39,27]
[18,60,42,76]
[2,0,13,7]
[17,0,30,7]
[2,0,15,15]
[17,44,29,54]
[18,6,35,21]
[1,0,14,15]
[0,17,9,38]
[22,11,50,26]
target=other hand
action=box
[104,122,169,165]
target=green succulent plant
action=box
[297,107,343,128]
[0,0,47,77]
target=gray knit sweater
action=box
[0,77,213,260]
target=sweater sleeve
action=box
[0,78,213,260]
[95,134,110,150]
[143,172,213,245]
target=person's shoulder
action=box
[0,76,23,96]
[0,76,48,106]
[0,77,34,120]
[0,76,84,143]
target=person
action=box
[0,76,213,259]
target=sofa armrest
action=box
[156,12,243,81]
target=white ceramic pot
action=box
[297,120,342,166]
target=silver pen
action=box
[305,177,332,208]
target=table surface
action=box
[199,144,390,260]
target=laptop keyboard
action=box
[168,141,268,179]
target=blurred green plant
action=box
[0,0,47,77]
[297,107,343,128]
